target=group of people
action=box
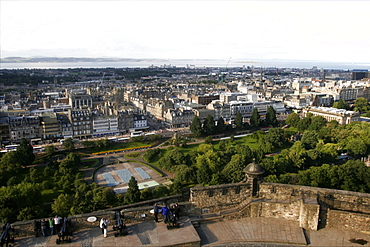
[153,203,180,224]
[33,215,62,238]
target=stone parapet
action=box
[327,209,370,234]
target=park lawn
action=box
[89,141,152,153]
[81,158,99,168]
[124,152,141,159]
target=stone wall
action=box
[189,182,369,233]
[190,183,251,213]
[259,183,370,214]
[327,209,370,234]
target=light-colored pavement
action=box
[12,217,370,247]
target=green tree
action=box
[204,136,213,144]
[153,185,170,198]
[353,97,370,112]
[197,162,212,185]
[222,154,246,183]
[265,106,278,126]
[124,176,140,204]
[297,117,311,132]
[345,138,367,158]
[16,138,35,166]
[0,151,22,172]
[63,138,75,151]
[234,111,243,129]
[52,193,74,216]
[286,113,300,128]
[308,116,327,131]
[202,114,215,136]
[216,117,226,133]
[301,130,319,149]
[190,115,202,137]
[333,99,350,110]
[140,188,153,201]
[169,180,182,195]
[45,145,57,156]
[250,108,261,128]
[265,128,286,147]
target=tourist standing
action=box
[53,215,62,234]
[48,218,54,235]
[100,218,110,238]
[153,203,161,223]
[161,205,169,223]
[41,219,49,237]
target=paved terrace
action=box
[12,217,370,247]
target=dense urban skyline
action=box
[1,0,370,65]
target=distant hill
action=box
[0,57,168,63]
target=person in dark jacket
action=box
[33,220,41,238]
[153,203,161,223]
[174,203,180,220]
[161,205,169,223]
[41,219,49,237]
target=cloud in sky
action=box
[1,1,370,63]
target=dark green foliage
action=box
[216,117,226,133]
[333,99,350,110]
[285,113,300,127]
[301,130,319,149]
[124,177,140,204]
[308,116,327,131]
[222,154,247,183]
[63,138,75,151]
[143,148,161,162]
[140,188,153,201]
[190,115,202,137]
[169,180,183,195]
[153,185,170,198]
[16,138,35,166]
[204,136,213,144]
[234,111,243,129]
[250,108,261,128]
[202,114,216,136]
[265,106,278,126]
[264,128,286,147]
[297,117,311,132]
[45,145,57,156]
[353,97,370,112]
[197,163,212,185]
[0,182,43,222]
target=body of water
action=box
[1,59,369,70]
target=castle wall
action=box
[327,209,370,234]
[259,183,370,214]
[190,183,251,213]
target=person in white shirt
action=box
[100,218,110,237]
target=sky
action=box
[1,0,370,63]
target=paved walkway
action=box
[12,217,370,247]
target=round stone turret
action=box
[243,160,265,178]
[243,159,265,197]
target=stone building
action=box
[92,115,119,137]
[164,108,194,128]
[68,90,93,109]
[39,113,62,140]
[117,111,134,134]
[68,109,92,139]
[7,116,41,143]
[303,106,360,124]
[57,113,73,139]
